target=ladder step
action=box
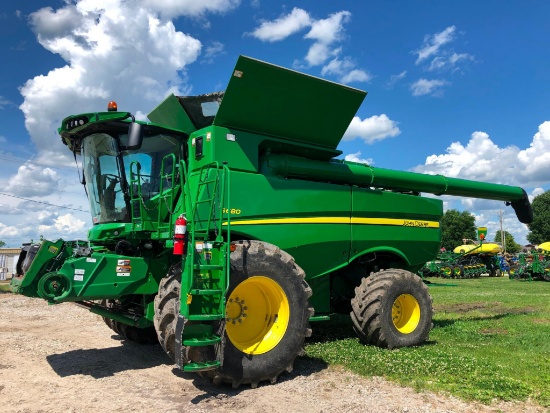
[188,314,224,321]
[183,334,221,346]
[189,288,223,296]
[183,360,220,372]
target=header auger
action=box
[11,56,533,387]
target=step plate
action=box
[183,360,221,372]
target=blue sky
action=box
[1,0,550,248]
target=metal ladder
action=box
[175,162,231,372]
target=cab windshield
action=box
[82,132,181,224]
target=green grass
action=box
[305,277,550,407]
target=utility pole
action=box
[498,210,506,253]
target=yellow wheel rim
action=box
[392,294,421,334]
[225,276,289,355]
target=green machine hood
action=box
[148,56,367,149]
[213,56,367,150]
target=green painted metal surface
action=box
[147,94,196,135]
[213,56,366,150]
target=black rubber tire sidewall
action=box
[216,240,312,386]
[351,269,433,349]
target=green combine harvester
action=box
[11,56,533,387]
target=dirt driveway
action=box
[0,292,544,413]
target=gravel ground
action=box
[0,292,546,413]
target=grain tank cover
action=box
[213,56,367,150]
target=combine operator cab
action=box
[81,130,181,224]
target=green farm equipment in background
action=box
[10,56,534,387]
[509,248,550,281]
[419,227,504,279]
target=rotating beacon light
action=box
[173,214,187,255]
[107,101,118,111]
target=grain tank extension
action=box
[11,56,533,387]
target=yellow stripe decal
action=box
[224,217,439,228]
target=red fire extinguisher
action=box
[173,214,187,255]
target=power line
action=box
[0,192,88,212]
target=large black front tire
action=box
[154,241,313,388]
[350,269,433,349]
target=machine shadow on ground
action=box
[184,355,329,403]
[46,336,170,379]
[305,314,358,344]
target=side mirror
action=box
[125,122,143,150]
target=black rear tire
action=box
[350,269,433,349]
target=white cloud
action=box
[410,78,450,97]
[516,121,550,182]
[250,7,311,42]
[38,213,87,236]
[0,223,19,239]
[449,52,474,66]
[22,0,202,154]
[341,69,371,84]
[29,5,83,41]
[414,26,456,64]
[321,57,354,76]
[304,11,351,66]
[305,11,350,44]
[345,151,373,165]
[413,123,550,188]
[321,57,372,84]
[428,52,475,72]
[137,0,240,18]
[1,210,89,247]
[305,43,334,66]
[343,114,401,144]
[530,187,545,200]
[0,96,11,109]
[4,164,60,197]
[202,41,225,63]
[387,71,407,88]
[413,26,475,77]
[249,8,363,78]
